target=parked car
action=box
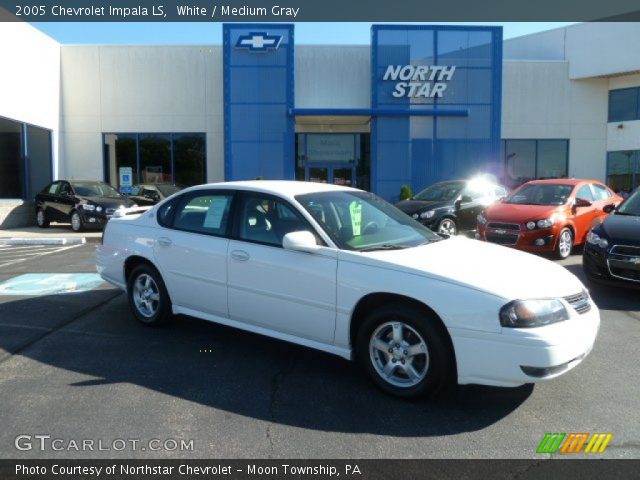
[35,180,137,232]
[129,183,184,206]
[395,178,507,235]
[477,179,622,259]
[583,187,640,286]
[97,181,598,398]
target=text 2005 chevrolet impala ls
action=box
[96,181,599,398]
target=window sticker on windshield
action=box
[203,197,228,229]
[349,201,362,236]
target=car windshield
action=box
[156,184,182,197]
[413,181,464,202]
[616,189,640,216]
[296,190,442,251]
[506,184,573,206]
[71,182,121,197]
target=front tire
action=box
[70,210,84,232]
[356,304,454,398]
[437,217,457,236]
[127,264,172,326]
[555,228,573,259]
[36,208,50,228]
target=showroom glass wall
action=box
[295,134,371,191]
[608,87,640,122]
[607,150,640,193]
[0,116,52,200]
[501,139,569,189]
[103,133,206,190]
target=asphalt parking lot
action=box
[0,242,638,459]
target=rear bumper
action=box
[451,305,600,387]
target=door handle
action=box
[157,237,172,247]
[230,250,250,262]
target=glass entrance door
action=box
[306,165,355,187]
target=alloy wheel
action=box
[132,274,161,318]
[438,219,457,236]
[71,213,82,231]
[369,321,430,388]
[558,230,572,258]
[36,210,45,226]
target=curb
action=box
[0,237,87,246]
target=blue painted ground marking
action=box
[0,274,104,296]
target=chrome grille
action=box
[607,244,640,282]
[487,222,521,231]
[564,291,591,315]
[486,232,519,245]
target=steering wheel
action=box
[362,221,379,235]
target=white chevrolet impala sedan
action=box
[96,181,599,397]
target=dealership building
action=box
[1,21,640,227]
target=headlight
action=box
[96,206,103,213]
[80,203,96,211]
[586,231,609,249]
[131,203,138,208]
[500,299,569,328]
[526,221,536,230]
[536,218,553,229]
[420,210,435,219]
[477,214,487,225]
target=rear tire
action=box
[356,303,454,398]
[555,228,573,259]
[127,264,172,326]
[36,208,50,228]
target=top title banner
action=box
[1,0,640,21]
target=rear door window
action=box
[172,192,234,236]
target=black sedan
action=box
[129,183,183,206]
[583,187,640,287]
[35,180,137,231]
[395,178,507,235]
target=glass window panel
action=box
[26,125,52,199]
[104,134,137,190]
[173,133,206,186]
[306,134,356,163]
[504,140,536,189]
[0,117,24,198]
[609,88,639,122]
[537,140,568,179]
[140,134,171,184]
[576,184,595,201]
[592,184,612,201]
[607,150,638,193]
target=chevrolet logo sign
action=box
[235,32,283,52]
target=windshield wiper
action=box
[359,244,408,252]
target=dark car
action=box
[128,183,183,206]
[583,187,640,287]
[35,180,137,232]
[395,178,507,235]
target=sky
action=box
[32,22,577,44]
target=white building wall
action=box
[0,22,60,176]
[502,60,609,182]
[59,45,224,182]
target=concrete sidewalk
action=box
[0,225,101,245]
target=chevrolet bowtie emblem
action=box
[235,32,283,52]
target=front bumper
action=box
[478,225,557,252]
[78,211,110,228]
[450,303,600,387]
[584,243,640,287]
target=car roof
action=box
[184,180,356,200]
[523,178,599,186]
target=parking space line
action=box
[0,244,83,270]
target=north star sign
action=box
[383,65,457,98]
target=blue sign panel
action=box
[224,24,295,181]
[371,25,503,201]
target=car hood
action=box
[345,237,585,300]
[78,196,134,209]
[395,199,450,215]
[597,214,640,245]
[485,202,562,223]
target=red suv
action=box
[477,179,622,259]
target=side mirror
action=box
[603,204,616,214]
[574,198,592,208]
[282,231,321,254]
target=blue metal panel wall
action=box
[371,25,503,201]
[223,24,295,181]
